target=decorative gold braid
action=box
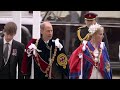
[77,28,90,42]
[33,39,57,78]
[45,46,58,77]
[86,45,102,69]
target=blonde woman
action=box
[69,23,112,79]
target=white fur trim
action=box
[100,42,104,49]
[82,40,87,51]
[78,53,83,59]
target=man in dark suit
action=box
[0,22,25,79]
[21,21,69,79]
[74,12,109,51]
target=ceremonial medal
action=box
[105,61,110,72]
[12,49,17,56]
[57,53,67,69]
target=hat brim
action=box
[85,18,96,20]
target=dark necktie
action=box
[3,43,9,64]
[46,43,48,46]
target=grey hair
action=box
[40,22,45,30]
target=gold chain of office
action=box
[35,39,58,77]
[45,46,57,77]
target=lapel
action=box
[0,38,3,54]
[0,38,4,67]
[8,40,17,62]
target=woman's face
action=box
[94,28,104,43]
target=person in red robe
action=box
[69,23,112,79]
[21,21,69,79]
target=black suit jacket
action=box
[0,38,25,79]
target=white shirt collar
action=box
[3,37,13,45]
[44,40,49,44]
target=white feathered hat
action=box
[88,23,103,35]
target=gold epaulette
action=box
[77,26,90,42]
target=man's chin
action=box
[48,37,52,40]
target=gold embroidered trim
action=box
[57,53,67,69]
[86,45,102,69]
[77,28,90,42]
[44,46,58,77]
